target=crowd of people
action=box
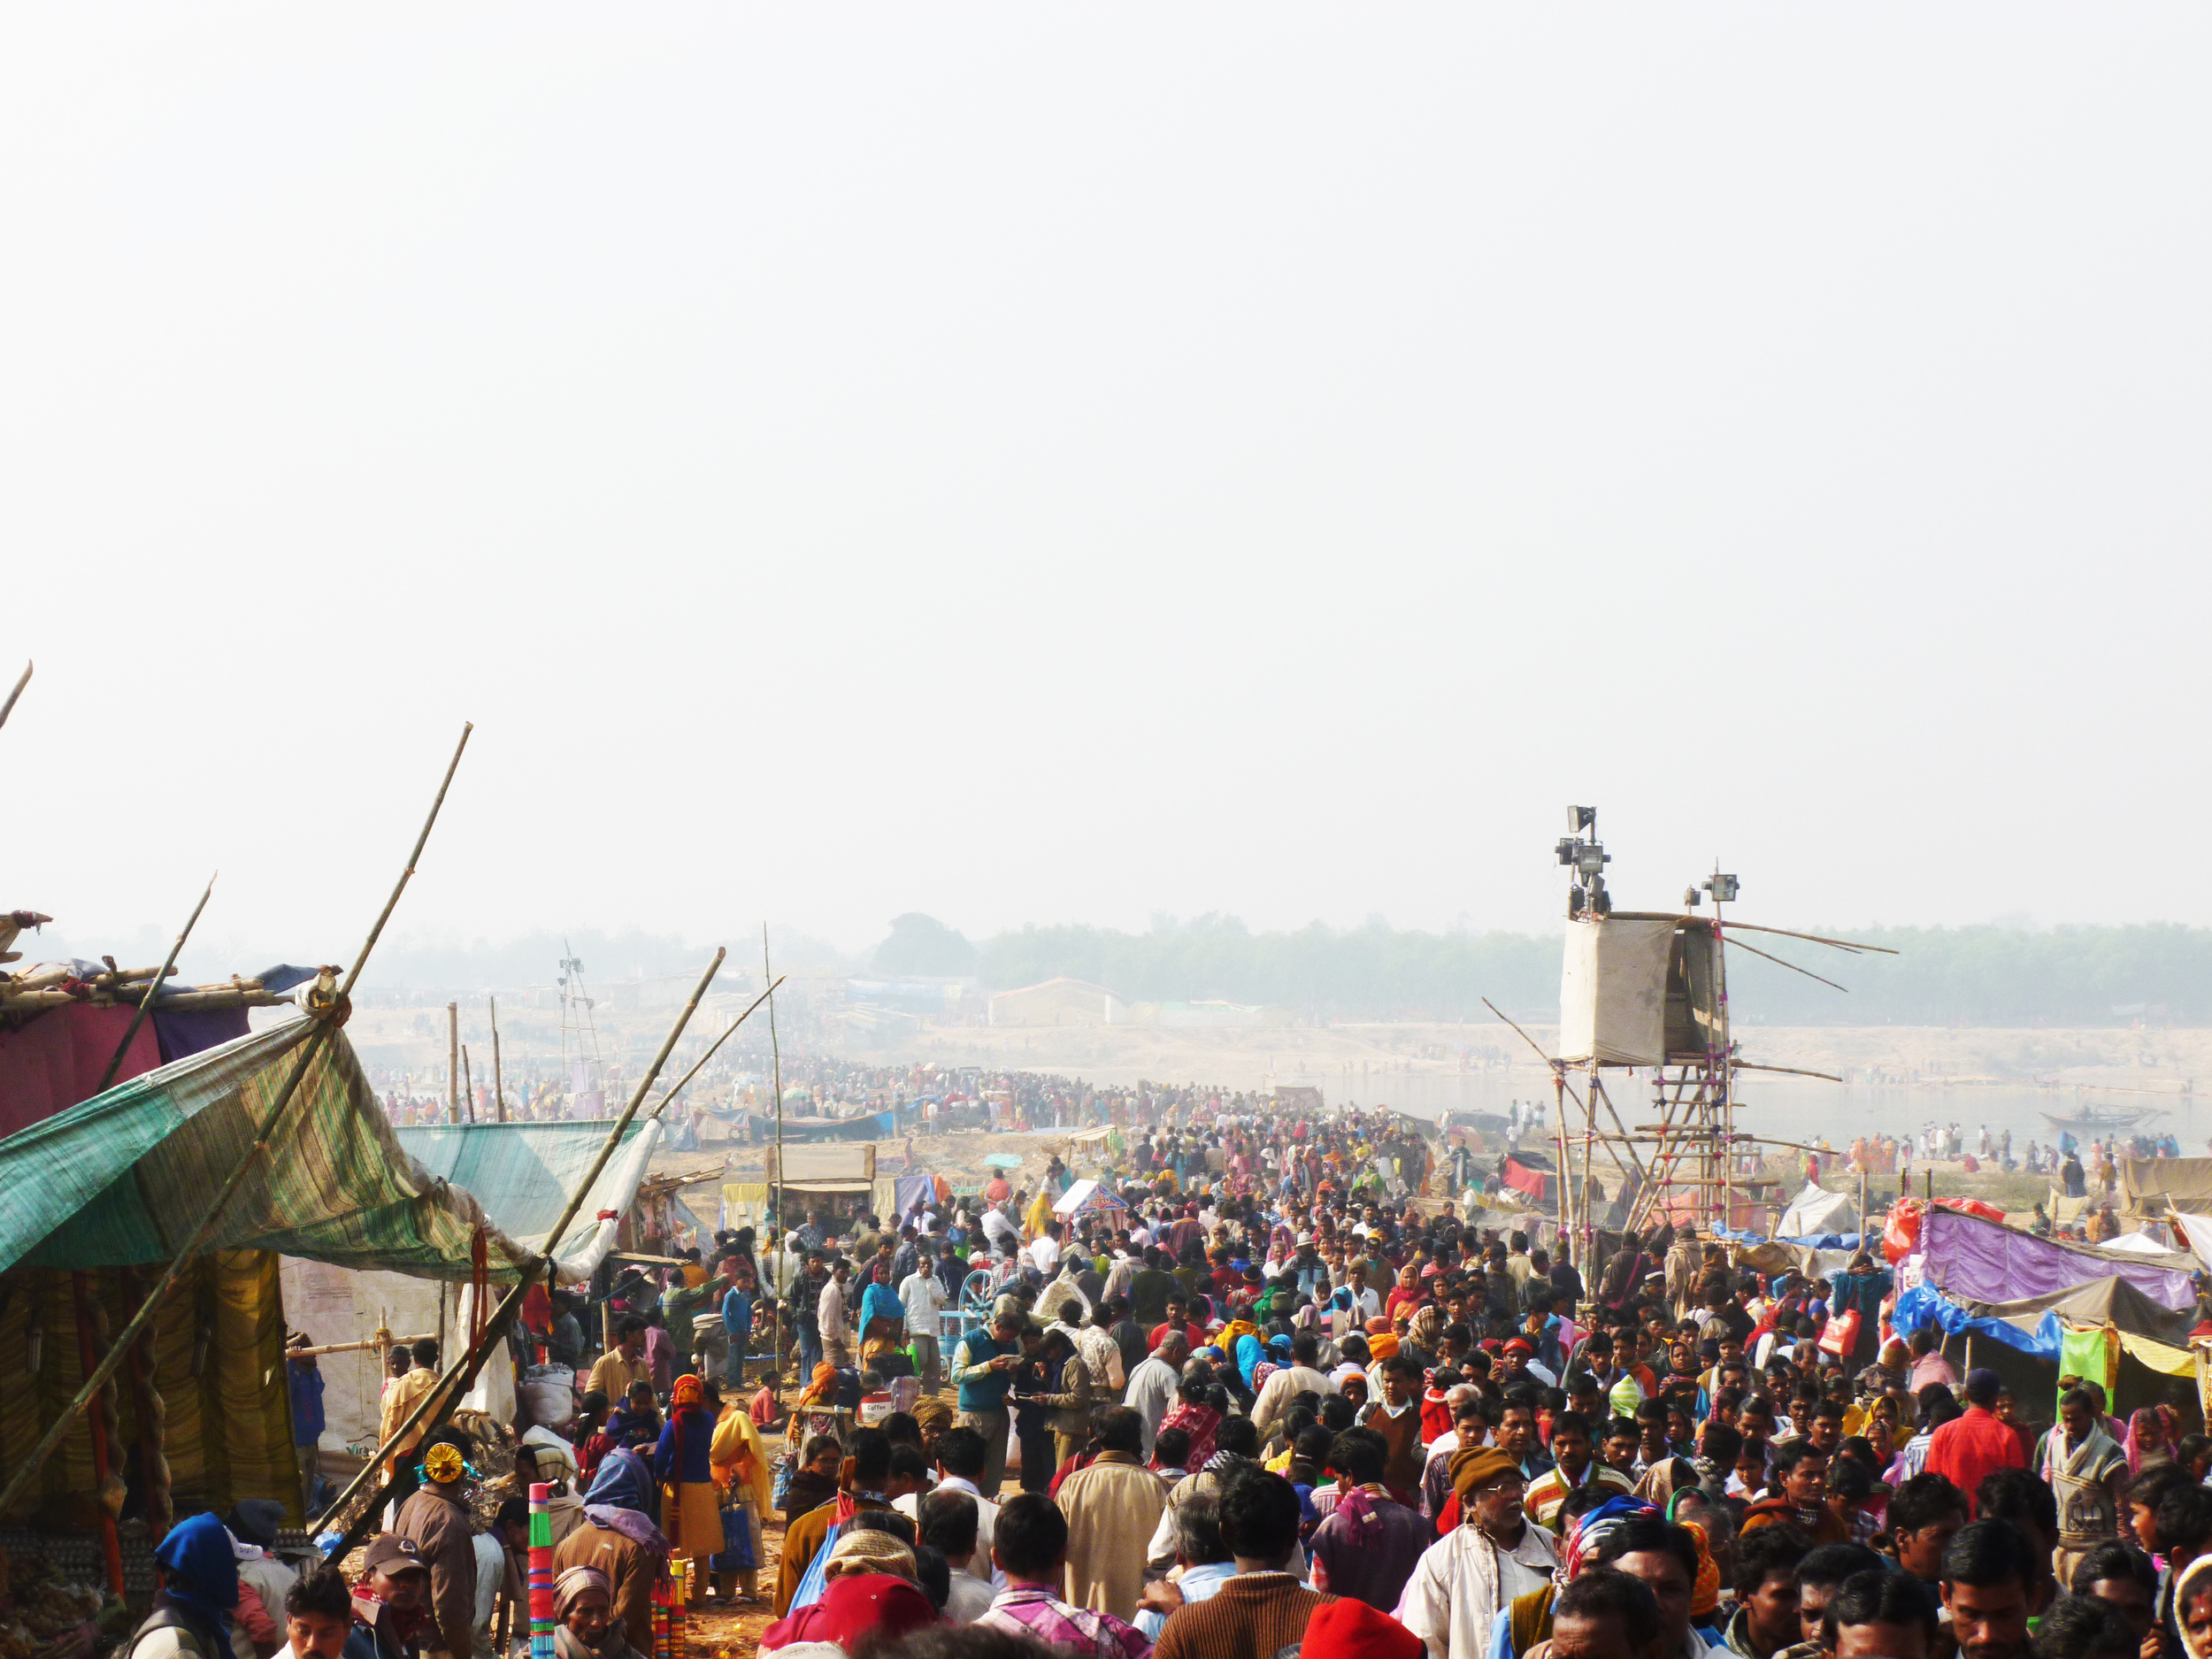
[139,1097,2212,1659]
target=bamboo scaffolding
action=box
[0,722,473,1518]
[94,876,218,1094]
[324,947,726,1552]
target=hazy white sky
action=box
[4,6,2206,972]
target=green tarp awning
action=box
[0,1015,574,1281]
[395,1118,662,1279]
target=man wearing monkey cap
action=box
[1394,1446,1560,1659]
[392,1430,480,1659]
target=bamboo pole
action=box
[645,978,783,1121]
[490,998,504,1124]
[94,875,219,1095]
[0,661,29,733]
[288,1333,436,1359]
[767,926,787,1371]
[70,1273,125,1597]
[324,948,726,1551]
[449,1003,460,1124]
[1716,921,1897,955]
[1733,1061,1846,1084]
[0,722,473,1518]
[1724,935,1849,993]
[462,1046,475,1124]
[1555,1066,1571,1273]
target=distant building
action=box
[988,978,1129,1027]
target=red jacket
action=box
[1924,1406,2026,1511]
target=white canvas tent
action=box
[1559,918,1673,1065]
[1054,1178,1125,1218]
[1778,1181,1860,1240]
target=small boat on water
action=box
[2039,1102,2162,1136]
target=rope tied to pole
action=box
[301,966,351,1027]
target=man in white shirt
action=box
[1122,1331,1189,1455]
[817,1258,853,1370]
[982,1207,1020,1257]
[898,1249,949,1392]
[896,1429,1005,1592]
[1251,1333,1338,1439]
[1027,1221,1064,1279]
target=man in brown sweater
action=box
[391,1433,478,1659]
[1155,1469,1335,1659]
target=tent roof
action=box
[2123,1156,2212,1211]
[1054,1178,1125,1216]
[1947,1273,2197,1347]
[1778,1182,1859,1238]
[0,1015,580,1284]
[1922,1207,2198,1310]
[395,1118,663,1281]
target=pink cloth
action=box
[0,1003,162,1137]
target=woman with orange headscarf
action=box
[651,1375,724,1604]
[787,1363,843,1455]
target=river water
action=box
[1343,1071,2203,1163]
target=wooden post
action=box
[462,1046,474,1124]
[767,926,787,1368]
[321,948,726,1551]
[449,1002,461,1124]
[0,723,472,1520]
[491,997,504,1123]
[96,873,218,1094]
[71,1273,125,1598]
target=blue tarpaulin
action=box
[1890,1283,2063,1360]
[1712,1226,1866,1249]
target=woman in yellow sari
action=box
[709,1391,774,1601]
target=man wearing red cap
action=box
[1304,1598,1425,1659]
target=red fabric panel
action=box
[0,1004,164,1138]
[1502,1157,1551,1201]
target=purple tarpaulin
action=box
[152,1006,251,1064]
[1923,1209,2197,1311]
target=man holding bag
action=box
[1822,1252,1892,1372]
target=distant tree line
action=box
[328,913,2212,1027]
[875,912,2212,1026]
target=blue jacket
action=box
[722,1286,756,1340]
[288,1361,326,1448]
[954,1332,1018,1414]
[652,1406,717,1485]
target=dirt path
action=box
[682,1513,787,1659]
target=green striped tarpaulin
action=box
[395,1118,660,1279]
[0,1014,591,1281]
